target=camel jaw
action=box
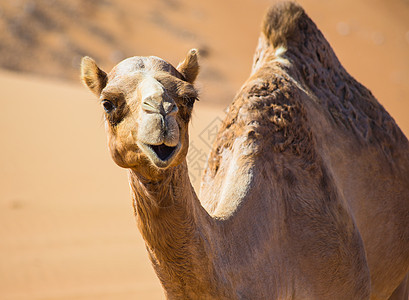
[138,142,181,168]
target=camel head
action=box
[81,49,199,178]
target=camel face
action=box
[134,75,181,168]
[81,50,199,173]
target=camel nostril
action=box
[142,101,160,114]
[142,97,177,115]
[164,102,178,115]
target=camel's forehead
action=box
[103,56,191,100]
[110,56,174,77]
[103,57,165,92]
[103,72,165,99]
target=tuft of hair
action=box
[81,56,108,96]
[262,1,305,48]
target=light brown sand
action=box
[1,0,408,299]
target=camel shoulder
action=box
[204,68,317,180]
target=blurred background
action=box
[1,0,408,299]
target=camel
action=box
[80,2,409,299]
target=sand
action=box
[1,0,408,299]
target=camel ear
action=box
[81,56,108,96]
[177,49,199,84]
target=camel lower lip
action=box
[149,144,177,161]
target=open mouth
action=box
[138,141,180,168]
[149,144,177,161]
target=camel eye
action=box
[102,100,115,113]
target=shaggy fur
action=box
[81,2,409,299]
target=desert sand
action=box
[1,0,408,299]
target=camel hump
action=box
[262,1,306,48]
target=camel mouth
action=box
[150,144,177,161]
[138,141,181,168]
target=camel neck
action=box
[128,161,196,219]
[128,162,214,297]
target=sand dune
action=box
[1,0,409,299]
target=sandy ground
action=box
[1,0,409,299]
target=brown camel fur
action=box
[80,2,409,299]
